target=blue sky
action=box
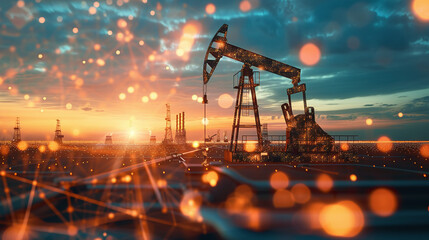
[0,0,428,141]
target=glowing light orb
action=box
[192,94,198,101]
[127,86,135,93]
[149,92,158,100]
[319,201,364,237]
[291,183,311,204]
[376,136,393,153]
[420,144,429,158]
[180,190,203,222]
[148,54,155,61]
[206,3,216,14]
[218,93,234,108]
[201,118,209,125]
[89,6,97,15]
[72,129,80,136]
[412,0,429,21]
[117,19,127,28]
[244,142,257,152]
[273,189,295,208]
[192,141,200,148]
[270,171,290,190]
[350,174,357,182]
[239,0,252,12]
[197,97,203,103]
[366,118,373,126]
[316,173,333,192]
[398,112,403,118]
[150,10,155,16]
[119,93,126,100]
[38,145,46,153]
[107,30,113,35]
[139,40,145,46]
[17,0,25,8]
[369,188,397,217]
[73,27,79,33]
[96,58,105,66]
[38,53,43,59]
[141,96,149,103]
[66,103,72,110]
[116,50,120,55]
[176,48,184,57]
[94,44,101,51]
[299,43,321,66]
[48,141,59,151]
[24,94,30,100]
[93,1,100,8]
[39,17,45,23]
[202,171,219,187]
[17,141,28,151]
[340,143,349,151]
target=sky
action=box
[0,0,429,142]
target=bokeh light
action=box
[376,136,393,153]
[319,200,364,237]
[239,0,252,12]
[218,93,234,108]
[299,43,321,66]
[369,188,397,217]
[273,189,295,208]
[350,174,357,181]
[269,171,289,190]
[205,3,216,15]
[398,112,403,118]
[180,190,203,222]
[291,183,311,204]
[366,118,373,126]
[119,93,126,100]
[149,92,158,100]
[420,144,429,158]
[412,0,429,21]
[192,141,199,148]
[316,173,333,192]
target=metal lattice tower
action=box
[163,104,173,144]
[230,64,263,152]
[12,117,21,144]
[54,119,64,144]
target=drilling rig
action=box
[54,119,64,144]
[203,24,334,156]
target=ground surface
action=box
[0,142,428,239]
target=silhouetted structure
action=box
[175,112,187,144]
[12,117,21,144]
[163,104,173,144]
[216,130,221,142]
[150,136,156,144]
[223,131,228,143]
[203,24,334,155]
[105,135,112,145]
[54,119,64,144]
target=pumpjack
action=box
[203,24,333,154]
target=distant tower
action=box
[163,104,173,144]
[181,112,187,143]
[150,136,156,144]
[175,111,187,144]
[54,119,64,144]
[216,129,221,142]
[105,134,113,145]
[12,117,21,144]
